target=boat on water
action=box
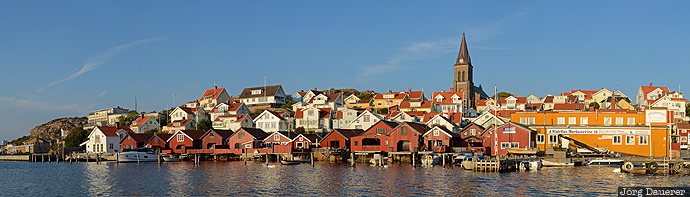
[280,160,301,165]
[541,159,575,167]
[506,148,538,155]
[162,155,180,162]
[518,158,542,171]
[118,149,158,163]
[586,158,624,166]
[421,154,441,166]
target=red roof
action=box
[130,115,153,127]
[407,91,425,100]
[543,96,554,103]
[562,89,598,100]
[200,87,225,100]
[167,119,193,127]
[97,126,132,137]
[422,112,441,122]
[432,92,464,105]
[179,130,207,140]
[121,133,153,144]
[374,92,407,100]
[640,83,670,97]
[399,100,432,109]
[265,110,286,120]
[552,103,586,111]
[476,99,487,106]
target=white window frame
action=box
[639,136,649,145]
[557,117,565,125]
[625,135,635,145]
[615,117,624,126]
[580,117,588,125]
[568,117,576,125]
[433,130,440,136]
[612,135,622,145]
[627,117,636,126]
[177,134,184,142]
[536,134,545,144]
[604,117,612,126]
[548,135,558,146]
[274,134,280,141]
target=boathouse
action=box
[226,127,269,154]
[262,131,298,153]
[319,129,364,150]
[201,129,234,149]
[422,126,461,152]
[388,122,430,152]
[482,123,535,156]
[145,133,172,153]
[350,120,398,152]
[167,130,206,154]
[120,133,152,151]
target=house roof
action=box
[238,85,283,99]
[640,83,670,97]
[552,103,586,111]
[331,129,365,138]
[407,91,425,100]
[298,134,322,143]
[424,126,459,138]
[121,133,153,144]
[228,102,244,112]
[167,119,193,127]
[200,87,225,100]
[326,93,342,102]
[399,100,432,109]
[130,115,153,127]
[678,123,690,130]
[237,127,269,140]
[205,129,234,139]
[476,99,487,106]
[422,112,442,122]
[432,92,464,104]
[395,122,430,135]
[96,126,132,137]
[152,134,172,143]
[374,92,407,100]
[180,130,207,140]
[543,96,554,103]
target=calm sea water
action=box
[0,161,688,196]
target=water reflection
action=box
[2,161,690,196]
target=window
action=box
[626,135,635,145]
[536,134,545,144]
[557,117,565,125]
[354,141,359,146]
[604,117,612,126]
[274,134,280,141]
[519,117,527,124]
[639,136,648,145]
[627,117,636,125]
[615,117,623,125]
[433,130,440,136]
[234,143,240,149]
[528,117,536,125]
[177,134,184,142]
[108,143,113,149]
[154,138,158,143]
[363,115,370,122]
[384,141,388,146]
[437,97,442,102]
[210,133,215,138]
[470,129,476,136]
[376,128,386,134]
[401,127,408,135]
[568,117,576,125]
[580,117,589,125]
[238,133,244,139]
[612,135,622,145]
[307,110,314,116]
[500,142,519,149]
[549,135,558,146]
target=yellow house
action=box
[511,109,676,158]
[344,94,372,109]
[373,92,408,109]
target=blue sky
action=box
[1,1,689,140]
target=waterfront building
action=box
[319,129,364,150]
[237,85,287,107]
[81,126,131,153]
[200,129,234,150]
[423,126,461,152]
[253,110,290,133]
[166,130,205,154]
[387,122,430,152]
[425,114,460,133]
[350,120,399,152]
[227,128,269,152]
[162,119,195,133]
[510,109,678,158]
[129,115,160,133]
[291,133,321,152]
[120,133,152,150]
[481,123,535,156]
[331,108,359,130]
[263,131,299,153]
[169,106,208,124]
[648,92,688,122]
[678,123,690,148]
[458,123,486,148]
[145,133,172,153]
[346,110,383,130]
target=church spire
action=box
[456,32,471,65]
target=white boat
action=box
[541,159,575,167]
[421,154,441,166]
[118,151,158,163]
[586,158,624,166]
[162,155,180,162]
[519,159,542,171]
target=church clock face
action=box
[459,59,464,64]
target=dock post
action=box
[86,153,89,163]
[311,152,315,167]
[137,152,140,165]
[412,152,416,167]
[266,154,269,165]
[41,154,44,162]
[442,154,446,167]
[158,154,161,165]
[350,152,355,166]
[97,153,100,164]
[116,153,119,164]
[244,149,247,165]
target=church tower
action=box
[452,32,475,109]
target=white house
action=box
[347,110,383,130]
[636,83,671,108]
[198,86,232,111]
[238,85,287,107]
[425,114,459,133]
[212,114,254,131]
[649,92,688,122]
[295,107,332,133]
[432,91,464,113]
[81,126,131,153]
[331,108,359,129]
[169,106,208,126]
[129,115,160,133]
[253,110,289,133]
[209,102,250,121]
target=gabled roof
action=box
[255,110,286,121]
[295,134,321,143]
[374,92,407,100]
[200,87,226,100]
[168,130,206,142]
[640,83,670,97]
[238,85,283,99]
[227,102,245,112]
[149,133,172,144]
[167,119,193,127]
[326,93,342,102]
[96,126,132,137]
[236,127,269,140]
[399,100,432,109]
[121,133,153,144]
[432,92,464,104]
[392,122,430,135]
[406,91,425,100]
[203,129,234,139]
[552,103,586,111]
[329,129,365,139]
[423,126,459,138]
[130,115,153,127]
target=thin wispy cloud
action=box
[0,96,80,112]
[36,37,166,93]
[359,8,531,78]
[97,91,108,98]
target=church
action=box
[451,33,489,109]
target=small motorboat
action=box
[280,160,301,165]
[292,157,311,163]
[506,148,538,155]
[118,148,158,163]
[519,159,542,171]
[586,158,624,166]
[541,159,575,167]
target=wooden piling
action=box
[116,153,119,164]
[86,153,89,163]
[350,152,355,166]
[311,152,315,167]
[412,152,416,167]
[442,154,446,167]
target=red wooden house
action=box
[167,130,206,154]
[292,133,321,152]
[319,129,364,150]
[227,127,269,154]
[350,120,399,152]
[263,131,298,153]
[387,122,430,152]
[422,126,461,153]
[459,123,486,149]
[120,133,152,151]
[201,129,234,149]
[146,133,172,153]
[481,123,535,156]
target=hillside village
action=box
[3,33,689,159]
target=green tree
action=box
[197,119,212,131]
[281,101,297,109]
[494,92,513,98]
[144,129,159,135]
[356,92,375,100]
[377,108,389,114]
[158,110,171,127]
[8,135,31,145]
[294,127,306,134]
[117,111,139,127]
[63,127,89,147]
[686,103,690,118]
[589,102,600,110]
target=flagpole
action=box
[494,84,498,156]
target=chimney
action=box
[314,88,317,91]
[610,97,617,109]
[214,85,218,89]
[408,88,411,93]
[649,83,653,87]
